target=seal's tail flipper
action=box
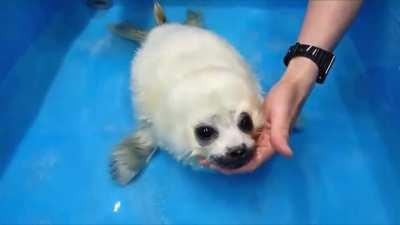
[108,22,147,43]
[110,129,156,185]
[154,1,167,25]
[184,9,203,27]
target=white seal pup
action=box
[109,3,264,185]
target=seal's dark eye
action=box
[195,125,218,142]
[238,112,253,133]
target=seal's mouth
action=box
[199,147,257,172]
[210,148,255,170]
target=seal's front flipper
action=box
[110,129,156,185]
[108,22,147,43]
[185,10,203,27]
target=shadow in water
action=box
[0,2,95,179]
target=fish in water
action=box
[109,2,264,185]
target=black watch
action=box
[284,42,335,84]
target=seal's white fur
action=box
[132,24,264,161]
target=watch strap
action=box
[284,42,335,84]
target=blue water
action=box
[1,0,399,224]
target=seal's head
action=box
[153,68,264,169]
[193,110,260,169]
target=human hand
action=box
[259,57,318,156]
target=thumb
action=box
[269,112,293,157]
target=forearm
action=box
[283,0,363,86]
[299,0,363,51]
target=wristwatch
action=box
[284,42,335,84]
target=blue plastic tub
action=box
[1,0,399,224]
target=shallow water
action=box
[1,1,400,224]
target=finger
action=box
[256,127,270,147]
[254,145,274,163]
[199,159,210,166]
[255,128,275,163]
[225,130,275,174]
[270,132,293,157]
[270,112,293,157]
[251,126,264,140]
[235,144,275,173]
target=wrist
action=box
[280,57,319,89]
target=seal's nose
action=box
[211,144,255,169]
[227,144,247,158]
